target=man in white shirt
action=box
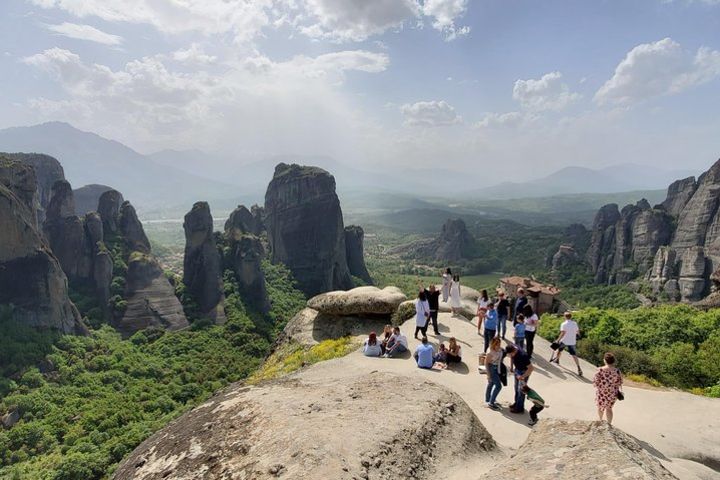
[554,312,583,376]
[385,327,409,357]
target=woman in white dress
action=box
[441,268,452,302]
[449,275,462,316]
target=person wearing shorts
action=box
[554,312,582,376]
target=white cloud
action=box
[45,22,123,45]
[299,0,419,42]
[595,38,720,105]
[172,44,217,65]
[30,0,273,43]
[475,111,528,129]
[400,100,461,127]
[422,0,470,40]
[512,71,581,111]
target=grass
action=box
[247,337,358,384]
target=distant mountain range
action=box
[0,122,701,215]
[463,164,699,199]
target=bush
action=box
[392,301,415,326]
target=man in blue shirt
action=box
[414,337,435,369]
[482,302,498,353]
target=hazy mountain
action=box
[465,164,699,199]
[0,122,239,209]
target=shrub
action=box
[392,301,415,326]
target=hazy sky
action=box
[1,0,719,179]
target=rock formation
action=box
[224,204,264,236]
[73,184,117,216]
[391,218,476,263]
[0,154,40,227]
[0,160,86,335]
[264,163,353,296]
[224,233,270,313]
[182,202,225,322]
[118,201,150,253]
[588,158,720,302]
[344,225,372,283]
[117,252,189,337]
[3,152,65,224]
[478,419,676,480]
[112,373,495,480]
[98,189,124,235]
[551,244,579,271]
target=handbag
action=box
[616,389,624,401]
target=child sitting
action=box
[514,314,526,351]
[433,343,448,369]
[521,384,548,426]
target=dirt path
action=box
[302,312,720,480]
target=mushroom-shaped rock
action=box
[307,286,407,316]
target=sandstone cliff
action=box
[264,163,353,296]
[183,202,225,322]
[344,225,372,284]
[391,218,476,263]
[0,159,86,335]
[2,152,65,224]
[587,158,720,302]
[73,183,117,216]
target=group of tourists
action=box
[363,268,624,427]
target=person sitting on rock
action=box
[446,337,462,364]
[384,327,408,358]
[414,336,435,369]
[362,332,382,357]
[380,324,393,354]
[521,384,548,426]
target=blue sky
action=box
[0,0,719,179]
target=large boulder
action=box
[307,286,406,316]
[224,204,264,237]
[0,171,86,335]
[182,202,225,322]
[116,252,188,337]
[478,419,676,480]
[112,372,496,480]
[344,225,372,284]
[73,184,117,215]
[264,163,353,296]
[281,307,390,346]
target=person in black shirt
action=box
[513,288,528,326]
[423,284,441,335]
[505,344,534,413]
[496,291,511,339]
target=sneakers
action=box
[509,408,524,414]
[577,367,583,376]
[528,418,538,426]
[487,403,500,411]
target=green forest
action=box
[0,262,306,480]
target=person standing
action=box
[513,314,526,351]
[496,291,511,339]
[441,268,452,303]
[424,284,441,335]
[449,275,462,316]
[513,288,527,325]
[481,302,498,353]
[554,312,583,376]
[484,337,504,410]
[593,352,623,425]
[522,305,540,358]
[414,336,435,369]
[414,291,430,339]
[505,344,533,414]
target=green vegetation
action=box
[248,337,358,384]
[547,265,641,309]
[538,305,720,395]
[0,260,307,480]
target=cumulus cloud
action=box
[422,0,470,40]
[172,44,217,65]
[45,22,123,45]
[400,100,461,127]
[475,111,528,129]
[512,71,581,111]
[594,38,720,105]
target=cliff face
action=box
[0,159,86,335]
[264,163,353,296]
[588,158,720,301]
[344,225,372,284]
[74,184,116,216]
[183,202,225,322]
[3,152,65,224]
[391,218,476,263]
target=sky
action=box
[0,0,719,180]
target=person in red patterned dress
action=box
[592,352,623,425]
